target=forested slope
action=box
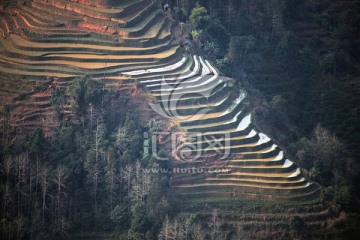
[0,0,359,239]
[173,0,360,238]
[194,0,360,217]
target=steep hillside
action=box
[0,1,344,239]
[0,0,177,134]
[129,53,333,239]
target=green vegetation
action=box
[0,78,171,239]
[183,0,360,238]
[0,78,249,238]
[0,0,359,239]
[189,4,210,29]
[68,76,104,117]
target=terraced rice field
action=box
[0,0,177,132]
[0,0,332,236]
[126,52,333,233]
[127,54,321,201]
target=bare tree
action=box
[131,183,142,204]
[53,165,67,223]
[2,155,14,214]
[130,161,152,203]
[105,151,117,211]
[158,216,193,240]
[2,155,14,179]
[158,215,176,240]
[58,216,70,238]
[134,161,142,186]
[85,115,105,218]
[130,161,142,203]
[15,153,29,216]
[209,209,221,240]
[39,164,50,224]
[180,217,191,240]
[158,215,172,240]
[140,169,151,203]
[312,124,343,169]
[122,164,133,196]
[191,223,207,240]
[115,126,130,152]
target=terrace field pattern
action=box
[0,0,334,237]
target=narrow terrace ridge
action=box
[0,1,331,236]
[0,0,177,133]
[125,54,324,208]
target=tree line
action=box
[182,0,360,238]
